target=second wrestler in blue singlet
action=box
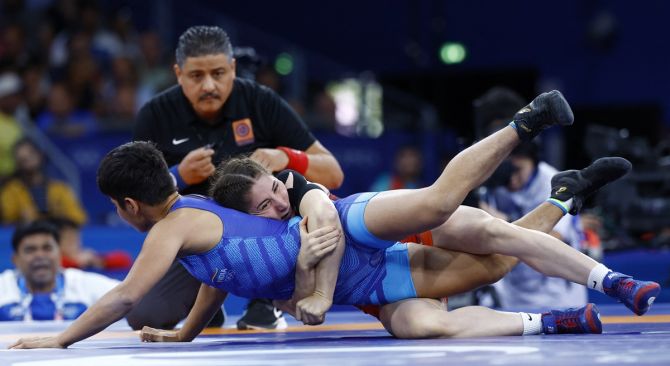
[176,194,417,305]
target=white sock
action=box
[587,263,611,293]
[520,312,542,335]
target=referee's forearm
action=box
[304,153,344,189]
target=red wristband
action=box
[277,146,309,175]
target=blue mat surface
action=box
[1,304,669,366]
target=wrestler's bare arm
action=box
[140,284,227,342]
[10,214,188,349]
[292,189,345,324]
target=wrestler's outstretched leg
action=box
[372,186,575,339]
[363,90,573,240]
[410,158,660,316]
[379,298,601,338]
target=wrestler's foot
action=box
[549,157,632,215]
[603,272,661,316]
[541,303,602,334]
[237,298,288,330]
[510,90,574,141]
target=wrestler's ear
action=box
[123,197,141,215]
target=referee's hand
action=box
[178,147,216,185]
[250,148,289,172]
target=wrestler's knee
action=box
[384,311,467,339]
[381,313,440,339]
[420,186,458,227]
[481,215,514,250]
[379,300,449,339]
[485,254,517,283]
[456,253,517,289]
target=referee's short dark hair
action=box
[176,25,234,66]
[11,220,60,252]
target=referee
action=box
[128,25,343,331]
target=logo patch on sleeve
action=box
[232,118,255,146]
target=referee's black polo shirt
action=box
[133,78,316,195]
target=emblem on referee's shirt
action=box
[232,118,254,146]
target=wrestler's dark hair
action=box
[12,220,60,252]
[176,25,233,67]
[97,141,176,209]
[209,156,269,213]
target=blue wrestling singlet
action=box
[176,195,417,305]
[334,192,418,304]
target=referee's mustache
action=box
[199,92,220,101]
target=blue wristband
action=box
[169,165,187,190]
[546,198,569,215]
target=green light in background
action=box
[439,42,466,64]
[274,53,294,75]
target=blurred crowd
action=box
[0,0,175,141]
[0,0,340,218]
[0,0,171,271]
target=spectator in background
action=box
[102,83,138,131]
[100,56,140,130]
[105,56,139,99]
[49,217,132,271]
[0,1,30,27]
[304,89,337,132]
[48,1,122,71]
[63,40,104,115]
[0,72,24,182]
[20,58,50,120]
[0,220,119,321]
[0,22,29,66]
[475,87,588,309]
[0,138,87,225]
[137,30,174,104]
[370,145,424,191]
[108,7,142,62]
[35,82,98,138]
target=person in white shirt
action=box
[481,141,588,309]
[474,87,587,309]
[0,220,119,321]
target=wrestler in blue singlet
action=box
[177,194,417,305]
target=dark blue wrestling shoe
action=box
[541,303,602,334]
[603,272,661,316]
